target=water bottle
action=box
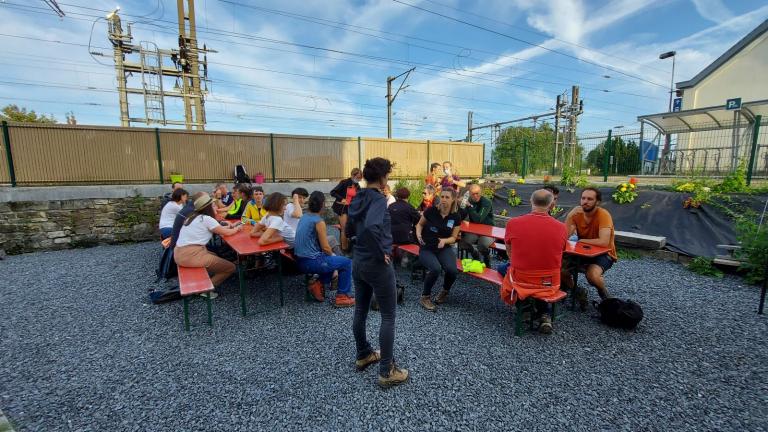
[568,234,578,248]
[460,191,470,208]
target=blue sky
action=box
[1,0,767,145]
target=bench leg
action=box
[551,302,557,323]
[238,262,247,317]
[514,302,524,337]
[206,294,213,327]
[278,253,285,307]
[183,297,190,331]
[570,269,579,311]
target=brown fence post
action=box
[1,121,16,187]
[270,133,276,182]
[357,137,362,169]
[155,128,164,184]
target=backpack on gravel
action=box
[595,298,643,330]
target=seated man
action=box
[458,183,494,267]
[223,184,249,220]
[500,189,567,334]
[562,187,617,308]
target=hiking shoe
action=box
[355,350,380,371]
[419,295,436,312]
[434,290,450,305]
[378,363,409,388]
[307,280,324,302]
[539,314,553,335]
[335,293,355,308]
[577,287,588,311]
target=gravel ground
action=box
[1,242,767,431]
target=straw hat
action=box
[193,192,214,211]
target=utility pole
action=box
[106,0,213,129]
[386,67,415,139]
[552,94,562,172]
[467,111,473,142]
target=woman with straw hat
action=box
[175,193,242,291]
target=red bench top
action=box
[397,243,420,255]
[539,290,568,303]
[490,242,506,251]
[177,266,214,296]
[456,259,504,286]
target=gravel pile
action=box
[1,243,767,431]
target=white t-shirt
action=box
[386,195,396,207]
[261,214,296,246]
[283,203,301,232]
[159,201,183,229]
[176,215,221,247]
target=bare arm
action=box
[290,195,303,218]
[415,215,427,244]
[315,220,333,255]
[258,228,284,245]
[578,227,611,247]
[438,226,461,249]
[212,224,242,236]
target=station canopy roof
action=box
[637,99,768,134]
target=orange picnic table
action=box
[459,221,505,240]
[221,226,291,316]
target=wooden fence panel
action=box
[362,138,429,178]
[0,124,9,184]
[8,124,157,184]
[430,141,483,178]
[160,130,272,182]
[273,135,355,180]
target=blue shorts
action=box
[585,254,614,273]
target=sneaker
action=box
[538,314,553,335]
[419,295,436,312]
[334,293,355,308]
[434,290,450,305]
[378,363,409,388]
[307,280,324,302]
[355,350,380,371]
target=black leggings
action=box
[419,246,459,296]
[352,262,397,376]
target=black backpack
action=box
[234,165,251,184]
[596,298,643,330]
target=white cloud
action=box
[690,0,734,23]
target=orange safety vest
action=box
[500,267,561,306]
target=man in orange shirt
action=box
[563,187,617,306]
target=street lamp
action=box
[659,51,677,112]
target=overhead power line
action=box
[391,0,668,89]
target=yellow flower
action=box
[621,187,627,192]
[630,183,636,189]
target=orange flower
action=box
[629,177,637,185]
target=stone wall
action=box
[0,196,161,255]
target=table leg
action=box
[238,260,247,317]
[278,252,285,307]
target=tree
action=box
[0,104,57,123]
[585,136,641,175]
[490,122,585,175]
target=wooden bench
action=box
[714,244,743,267]
[396,244,425,280]
[456,259,504,286]
[615,231,666,250]
[512,289,567,336]
[177,266,215,331]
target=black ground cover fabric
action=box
[486,183,768,258]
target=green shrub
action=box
[507,188,522,207]
[735,216,768,284]
[715,161,749,193]
[687,257,724,278]
[560,166,575,187]
[617,248,642,260]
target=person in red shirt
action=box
[501,189,567,334]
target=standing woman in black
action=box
[331,167,363,251]
[347,158,409,388]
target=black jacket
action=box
[330,178,360,203]
[389,199,420,244]
[347,188,392,265]
[169,201,195,249]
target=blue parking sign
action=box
[672,98,682,112]
[726,98,742,110]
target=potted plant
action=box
[169,172,184,184]
[254,172,265,184]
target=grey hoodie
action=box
[346,188,392,265]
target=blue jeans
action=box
[159,227,173,240]
[296,255,352,295]
[496,262,510,276]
